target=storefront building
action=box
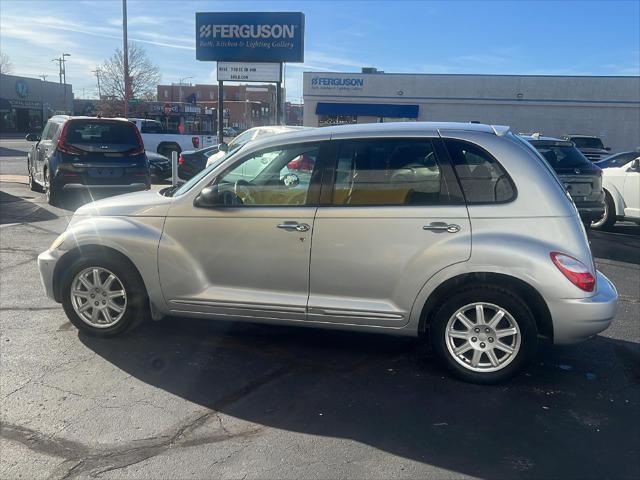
[303,71,640,151]
[157,83,280,130]
[0,74,73,133]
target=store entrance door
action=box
[15,109,30,132]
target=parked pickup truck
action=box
[129,118,217,158]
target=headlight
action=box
[48,232,67,251]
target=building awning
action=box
[315,102,419,118]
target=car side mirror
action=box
[605,147,611,151]
[218,142,228,152]
[631,159,640,171]
[194,186,223,208]
[26,133,40,141]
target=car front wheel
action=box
[60,254,147,337]
[430,286,537,384]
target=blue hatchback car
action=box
[27,116,150,206]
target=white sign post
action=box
[217,62,282,83]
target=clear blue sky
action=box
[1,0,638,101]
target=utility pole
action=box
[62,53,70,84]
[179,76,193,103]
[92,67,102,99]
[122,0,130,117]
[52,57,63,83]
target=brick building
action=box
[156,83,282,131]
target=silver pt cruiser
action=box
[38,122,618,383]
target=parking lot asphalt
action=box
[1,136,639,479]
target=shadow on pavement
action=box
[589,223,640,265]
[81,317,640,479]
[0,146,28,157]
[0,189,59,224]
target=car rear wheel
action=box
[61,254,148,337]
[28,165,43,192]
[430,286,537,384]
[44,168,59,206]
[591,190,616,230]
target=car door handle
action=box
[423,222,461,233]
[277,222,310,232]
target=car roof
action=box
[49,115,134,124]
[564,134,600,138]
[233,122,511,155]
[520,134,574,147]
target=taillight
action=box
[129,127,145,155]
[550,252,596,292]
[178,154,184,166]
[192,136,200,148]
[57,121,84,155]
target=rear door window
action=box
[444,139,516,203]
[64,121,140,153]
[330,138,455,206]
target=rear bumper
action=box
[575,201,605,221]
[62,183,148,191]
[548,271,618,345]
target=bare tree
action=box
[100,42,160,101]
[0,51,13,75]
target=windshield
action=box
[571,137,605,149]
[172,145,243,196]
[227,129,256,150]
[531,143,592,169]
[603,151,639,167]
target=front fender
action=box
[58,215,167,311]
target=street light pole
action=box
[52,57,62,83]
[62,53,70,85]
[122,0,130,117]
[178,76,193,103]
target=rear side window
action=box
[140,121,164,134]
[331,138,453,206]
[65,121,139,147]
[444,139,516,203]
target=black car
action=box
[522,135,605,223]
[146,151,172,181]
[177,144,222,180]
[562,135,611,163]
[27,116,149,206]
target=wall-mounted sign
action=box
[217,62,281,82]
[196,12,305,63]
[15,80,29,98]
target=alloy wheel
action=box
[445,302,521,373]
[70,267,127,328]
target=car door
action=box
[307,135,471,328]
[34,121,57,184]
[622,158,640,218]
[157,139,328,321]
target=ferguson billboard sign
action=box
[196,12,305,63]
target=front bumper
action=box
[548,271,618,344]
[37,249,60,301]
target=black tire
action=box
[28,165,43,192]
[60,253,148,337]
[44,168,60,206]
[430,285,538,384]
[590,190,616,230]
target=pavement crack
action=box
[3,365,292,479]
